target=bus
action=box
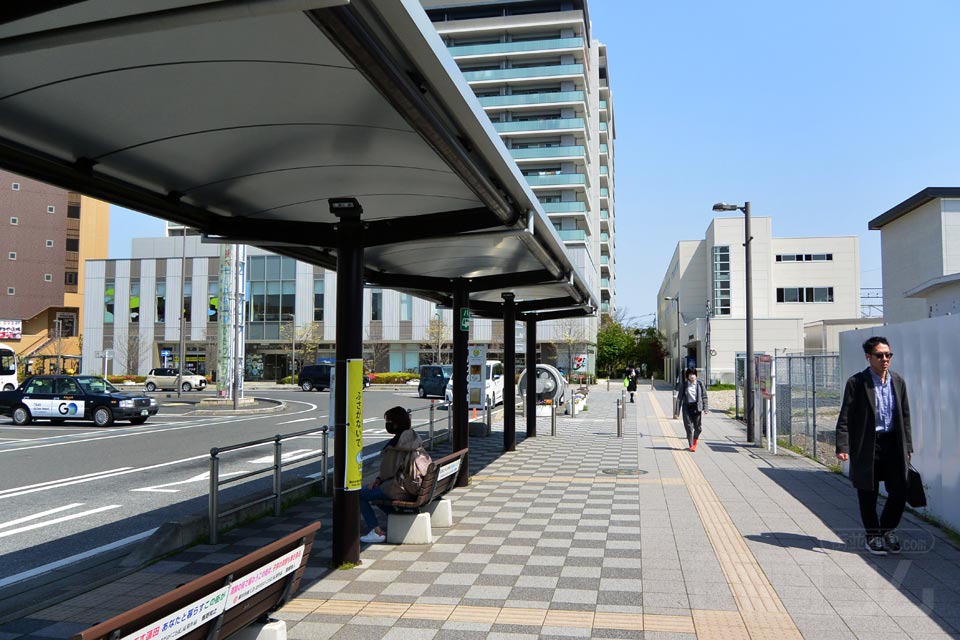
[0,345,18,391]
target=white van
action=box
[445,360,504,407]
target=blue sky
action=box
[110,0,960,325]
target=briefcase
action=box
[907,465,927,508]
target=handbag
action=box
[906,465,927,508]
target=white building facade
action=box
[657,216,863,384]
[869,188,960,324]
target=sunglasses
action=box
[871,352,893,360]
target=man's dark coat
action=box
[835,367,913,490]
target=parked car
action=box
[418,364,452,398]
[298,363,372,391]
[145,368,208,392]
[445,360,504,407]
[0,374,158,426]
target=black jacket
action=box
[835,367,913,490]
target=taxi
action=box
[0,374,158,426]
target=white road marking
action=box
[0,468,133,497]
[0,504,120,538]
[0,503,84,530]
[131,471,243,493]
[248,449,319,464]
[275,418,314,425]
[0,528,157,588]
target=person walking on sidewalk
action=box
[836,336,913,556]
[624,365,638,403]
[676,367,708,451]
[359,406,424,543]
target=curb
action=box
[187,397,286,416]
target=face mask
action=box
[385,420,397,434]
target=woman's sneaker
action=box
[864,535,887,556]
[360,530,386,544]
[883,531,901,554]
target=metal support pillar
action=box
[502,292,516,452]
[332,210,363,567]
[525,315,537,437]
[452,279,469,487]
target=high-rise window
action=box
[314,279,324,322]
[208,281,218,323]
[712,246,731,316]
[776,287,834,303]
[183,280,192,323]
[400,293,413,322]
[129,281,140,323]
[371,289,383,321]
[246,255,297,340]
[65,238,79,252]
[156,281,166,323]
[104,280,115,324]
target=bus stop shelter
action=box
[0,0,597,565]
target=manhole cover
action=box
[600,468,646,476]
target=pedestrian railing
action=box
[209,426,329,544]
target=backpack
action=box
[398,445,433,496]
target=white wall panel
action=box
[840,314,960,532]
[191,259,208,342]
[113,261,130,374]
[165,260,182,342]
[138,260,156,374]
[81,261,105,374]
[295,262,313,329]
[323,269,337,342]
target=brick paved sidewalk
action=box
[2,386,958,639]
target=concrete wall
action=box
[803,318,884,353]
[709,316,803,384]
[770,236,860,321]
[840,314,960,533]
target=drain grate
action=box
[600,468,646,476]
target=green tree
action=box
[596,315,635,377]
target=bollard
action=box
[616,399,622,437]
[447,403,452,438]
[606,378,610,391]
[486,402,492,430]
[551,402,557,436]
[428,401,435,451]
[321,426,329,495]
[209,448,220,544]
[273,435,282,516]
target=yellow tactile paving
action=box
[649,392,804,639]
[402,603,455,620]
[643,613,697,633]
[448,604,500,623]
[544,609,594,628]
[692,609,750,639]
[360,601,410,617]
[314,599,366,616]
[593,611,644,630]
[495,607,547,626]
[278,598,325,614]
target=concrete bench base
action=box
[426,498,453,528]
[231,620,286,640]
[387,512,432,544]
[468,420,490,437]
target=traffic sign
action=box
[459,308,470,332]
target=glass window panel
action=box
[183,280,192,322]
[208,281,218,322]
[400,294,413,321]
[265,256,281,280]
[104,280,115,324]
[248,256,264,280]
[130,281,140,323]
[281,257,295,280]
[156,282,166,323]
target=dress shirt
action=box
[869,368,895,432]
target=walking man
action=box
[836,336,913,556]
[676,367,708,451]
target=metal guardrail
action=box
[209,426,329,544]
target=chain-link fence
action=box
[775,354,842,464]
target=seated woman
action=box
[359,406,424,543]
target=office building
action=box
[0,170,109,371]
[657,216,877,383]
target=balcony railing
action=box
[600,233,610,242]
[599,122,608,131]
[477,90,585,108]
[542,201,587,213]
[449,37,584,58]
[601,278,610,288]
[599,143,608,154]
[600,188,609,197]
[600,255,610,264]
[462,63,585,82]
[556,229,587,242]
[524,173,587,186]
[493,117,585,133]
[599,100,607,110]
[600,209,609,219]
[600,165,609,175]
[601,302,610,313]
[510,145,585,160]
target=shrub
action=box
[369,372,418,384]
[107,375,147,384]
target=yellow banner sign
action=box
[345,359,364,491]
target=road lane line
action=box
[0,528,157,587]
[131,471,244,493]
[276,418,314,425]
[0,503,84,530]
[0,505,121,538]
[0,468,133,497]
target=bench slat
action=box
[370,448,467,513]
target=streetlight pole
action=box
[177,225,186,400]
[435,309,442,364]
[713,201,755,444]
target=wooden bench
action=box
[72,521,321,640]
[370,448,467,544]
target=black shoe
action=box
[864,536,887,556]
[883,531,901,554]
